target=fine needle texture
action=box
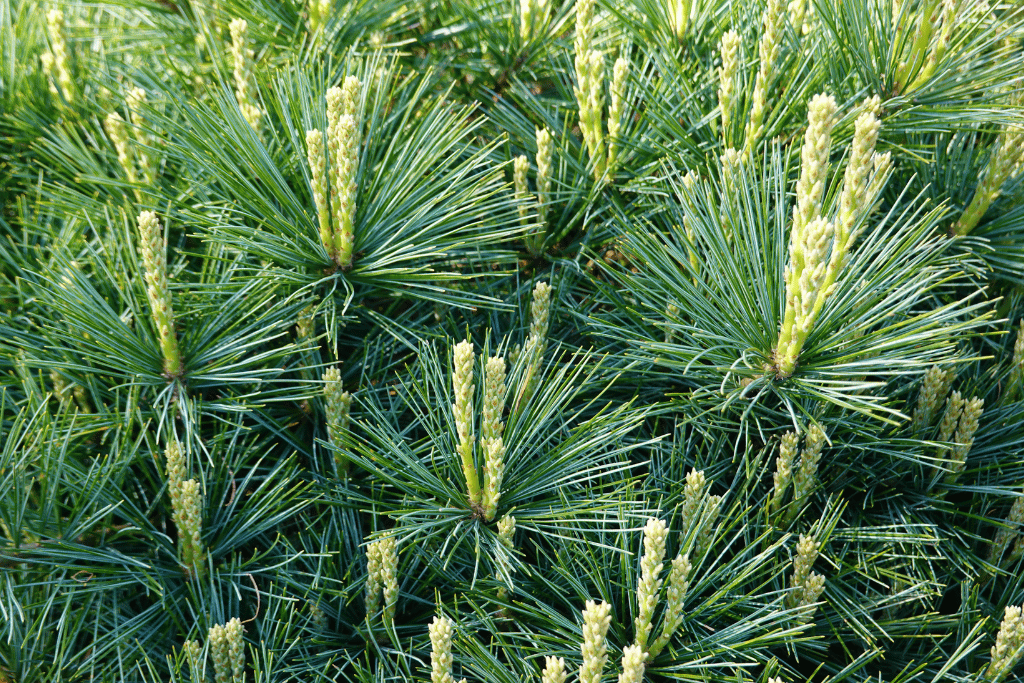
[5,2,1024,681]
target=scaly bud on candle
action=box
[989,495,1024,565]
[365,537,383,618]
[342,76,362,140]
[520,0,551,41]
[606,57,628,173]
[648,552,692,658]
[43,10,73,101]
[579,601,612,683]
[785,424,825,524]
[177,479,206,578]
[542,656,567,683]
[946,396,983,483]
[208,618,244,683]
[907,0,952,90]
[481,355,507,521]
[895,0,942,93]
[576,49,606,181]
[986,605,1024,682]
[535,127,553,234]
[827,102,881,287]
[105,113,138,189]
[497,514,517,599]
[429,615,456,683]
[520,281,552,404]
[229,18,262,131]
[573,0,595,77]
[633,518,668,651]
[718,30,740,147]
[226,618,244,683]
[912,365,955,432]
[770,431,799,514]
[937,389,965,452]
[514,155,530,227]
[775,94,839,377]
[333,113,358,268]
[785,535,826,621]
[743,0,785,158]
[306,129,334,261]
[326,86,344,243]
[323,367,352,473]
[681,468,707,534]
[453,340,481,507]
[953,120,1024,236]
[126,88,158,185]
[377,536,399,633]
[482,354,507,444]
[617,645,646,683]
[137,211,183,377]
[165,441,204,578]
[668,0,691,41]
[1007,321,1024,401]
[794,94,839,236]
[789,0,808,34]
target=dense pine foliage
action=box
[2,1,1024,681]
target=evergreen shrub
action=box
[1,0,1024,681]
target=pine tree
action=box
[2,1,1024,682]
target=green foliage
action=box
[3,0,1024,682]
